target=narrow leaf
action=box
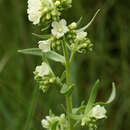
[60,71,66,82]
[32,33,51,39]
[106,82,116,104]
[46,51,65,64]
[70,114,83,120]
[77,16,83,27]
[41,25,50,31]
[95,82,116,106]
[85,80,100,113]
[18,48,42,56]
[78,9,100,31]
[60,84,74,96]
[51,121,58,130]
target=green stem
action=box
[62,39,73,130]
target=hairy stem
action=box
[62,39,73,130]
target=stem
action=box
[62,39,73,130]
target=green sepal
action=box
[60,84,74,96]
[85,80,100,113]
[32,33,51,40]
[77,9,100,32]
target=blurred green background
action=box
[0,0,130,130]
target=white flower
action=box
[38,40,51,52]
[35,62,50,77]
[76,31,87,40]
[51,19,69,38]
[41,119,49,128]
[27,0,42,24]
[91,105,106,119]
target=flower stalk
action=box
[62,38,73,130]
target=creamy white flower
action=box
[41,119,49,128]
[27,0,42,24]
[35,62,50,77]
[76,31,87,40]
[51,19,69,38]
[38,40,51,52]
[91,105,106,119]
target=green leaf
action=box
[60,84,74,96]
[106,82,116,104]
[60,71,66,82]
[41,25,50,31]
[72,105,86,114]
[77,9,100,32]
[77,16,83,27]
[51,121,58,130]
[95,82,116,106]
[18,48,42,56]
[70,114,83,120]
[32,33,51,40]
[18,48,65,64]
[46,51,65,64]
[85,80,100,113]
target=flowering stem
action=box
[62,39,73,130]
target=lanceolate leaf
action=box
[51,121,58,130]
[77,9,100,32]
[77,16,83,27]
[95,82,116,106]
[60,84,74,96]
[70,114,83,120]
[106,82,116,104]
[60,71,66,82]
[41,25,50,32]
[18,48,42,56]
[32,33,51,40]
[46,51,65,64]
[18,48,65,64]
[85,80,100,113]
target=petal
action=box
[60,19,67,26]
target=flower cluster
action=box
[34,62,56,92]
[41,113,68,130]
[38,19,93,53]
[81,105,107,129]
[27,0,72,25]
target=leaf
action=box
[41,25,50,31]
[106,82,116,104]
[60,71,66,82]
[51,121,58,130]
[60,84,74,96]
[77,9,100,32]
[18,48,42,56]
[18,48,65,64]
[46,51,65,64]
[72,105,86,114]
[85,80,100,113]
[32,33,51,40]
[95,82,116,106]
[70,114,83,120]
[77,16,83,27]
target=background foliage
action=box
[0,0,130,130]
